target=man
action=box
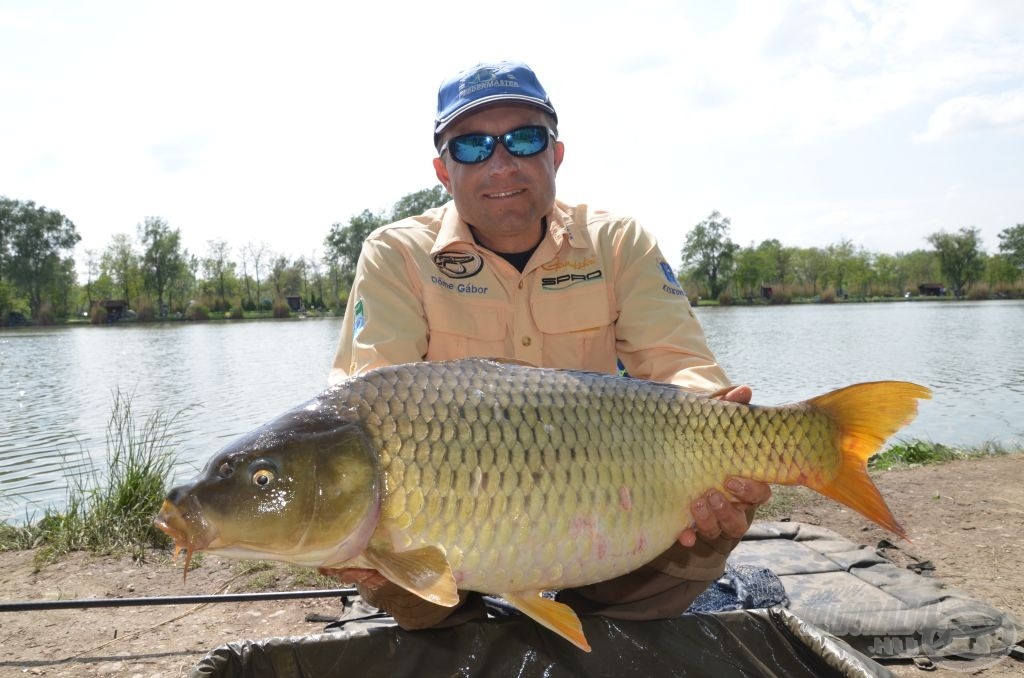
[329,60,770,629]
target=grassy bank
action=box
[0,391,181,565]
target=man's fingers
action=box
[719,384,752,405]
[319,567,388,590]
[690,495,722,540]
[725,477,772,505]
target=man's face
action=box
[433,104,564,252]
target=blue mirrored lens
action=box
[448,126,550,164]
[503,127,548,155]
[450,135,496,163]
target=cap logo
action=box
[460,68,520,98]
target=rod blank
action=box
[0,587,358,612]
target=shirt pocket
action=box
[531,284,616,371]
[422,289,507,360]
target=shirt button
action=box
[518,281,524,289]
[521,336,532,347]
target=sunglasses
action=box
[440,125,555,164]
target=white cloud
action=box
[915,89,1024,141]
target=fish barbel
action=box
[154,358,930,651]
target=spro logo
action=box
[541,269,603,289]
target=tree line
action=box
[679,211,1024,303]
[0,187,448,323]
[2,190,1023,324]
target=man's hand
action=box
[319,567,389,591]
[677,384,772,547]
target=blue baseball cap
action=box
[434,61,557,145]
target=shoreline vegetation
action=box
[4,191,1021,327]
[3,291,1022,330]
[1,394,1019,567]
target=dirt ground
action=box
[1,454,1021,678]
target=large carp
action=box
[154,358,930,651]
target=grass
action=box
[867,438,1012,470]
[0,390,185,566]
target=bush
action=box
[35,302,55,325]
[272,297,291,318]
[135,302,156,322]
[716,291,733,306]
[227,300,245,320]
[185,303,209,321]
[819,291,836,304]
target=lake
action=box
[2,300,1022,522]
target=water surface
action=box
[2,300,1021,522]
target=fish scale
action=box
[336,360,823,591]
[155,357,929,652]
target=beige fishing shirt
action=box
[328,200,743,628]
[329,200,730,392]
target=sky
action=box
[2,0,1023,273]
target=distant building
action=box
[94,299,128,322]
[917,283,946,297]
[285,295,303,312]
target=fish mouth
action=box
[154,499,213,580]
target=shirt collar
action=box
[430,199,593,255]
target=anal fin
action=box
[501,591,591,652]
[363,544,459,607]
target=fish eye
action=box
[252,468,275,486]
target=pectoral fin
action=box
[501,591,591,652]
[363,544,459,607]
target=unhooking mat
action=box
[188,522,1022,677]
[731,521,1022,670]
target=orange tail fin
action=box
[803,381,931,540]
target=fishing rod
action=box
[0,587,358,612]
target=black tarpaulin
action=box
[189,608,892,678]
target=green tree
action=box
[824,239,857,297]
[138,216,187,314]
[242,240,269,308]
[102,233,140,306]
[3,198,81,318]
[791,247,828,296]
[390,185,450,220]
[269,254,291,299]
[997,223,1024,276]
[985,253,1018,294]
[926,227,985,297]
[202,240,236,312]
[0,197,15,281]
[324,185,450,295]
[895,249,940,292]
[680,210,738,300]
[731,246,763,299]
